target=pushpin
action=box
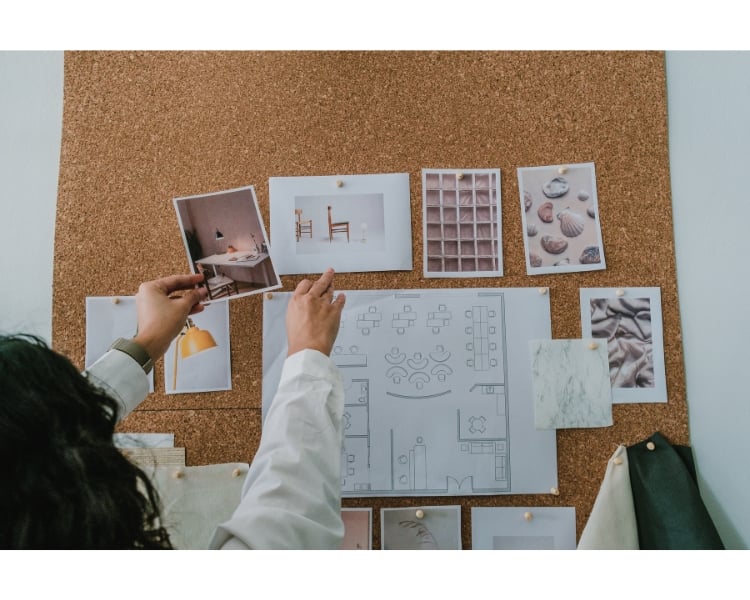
[173,469,185,479]
[336,179,344,188]
[616,289,625,297]
[523,511,533,521]
[550,487,560,496]
[558,166,568,174]
[456,172,464,180]
[265,292,273,300]
[232,467,243,478]
[613,456,623,465]
[538,287,548,295]
[415,509,425,520]
[646,441,656,451]
[111,297,120,305]
[588,341,599,350]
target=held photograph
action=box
[173,185,281,304]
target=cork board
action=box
[53,51,684,549]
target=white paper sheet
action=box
[163,301,232,394]
[149,463,248,549]
[263,288,557,497]
[269,173,412,274]
[470,506,576,550]
[580,287,667,403]
[422,168,503,278]
[381,506,462,550]
[113,432,174,448]
[85,296,154,393]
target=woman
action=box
[0,270,346,549]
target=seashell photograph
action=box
[518,162,606,274]
[557,207,585,237]
[542,176,569,198]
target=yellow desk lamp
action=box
[172,318,218,390]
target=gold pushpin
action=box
[550,487,560,496]
[523,511,533,521]
[588,341,599,350]
[415,509,425,519]
[558,166,568,174]
[613,456,623,465]
[456,173,464,180]
[616,289,625,297]
[232,467,243,478]
[538,287,548,295]
[336,180,344,188]
[111,297,120,305]
[265,292,273,300]
[646,441,656,451]
[173,469,185,479]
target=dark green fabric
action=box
[627,432,724,549]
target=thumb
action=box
[176,287,206,312]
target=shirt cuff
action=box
[85,349,149,420]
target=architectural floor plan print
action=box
[263,288,557,497]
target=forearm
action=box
[84,349,149,421]
[211,350,345,549]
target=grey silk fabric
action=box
[590,297,654,388]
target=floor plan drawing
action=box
[263,288,557,497]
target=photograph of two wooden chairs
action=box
[295,206,350,242]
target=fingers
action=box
[333,292,346,308]
[155,273,206,295]
[179,286,208,310]
[294,278,313,296]
[309,268,335,297]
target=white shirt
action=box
[86,348,345,550]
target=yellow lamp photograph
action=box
[165,302,232,394]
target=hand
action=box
[286,268,346,357]
[132,274,208,361]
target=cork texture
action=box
[53,51,683,548]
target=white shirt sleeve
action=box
[84,349,149,420]
[210,349,345,550]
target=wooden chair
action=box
[295,208,312,241]
[196,263,238,300]
[327,205,350,243]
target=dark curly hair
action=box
[0,334,172,549]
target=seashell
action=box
[527,223,538,237]
[540,235,568,255]
[556,207,585,237]
[579,245,601,264]
[542,176,569,198]
[587,206,596,219]
[537,201,554,223]
[529,252,542,268]
[577,190,590,202]
[524,190,533,212]
[554,258,570,266]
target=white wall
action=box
[0,50,747,548]
[665,51,750,549]
[0,51,63,342]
